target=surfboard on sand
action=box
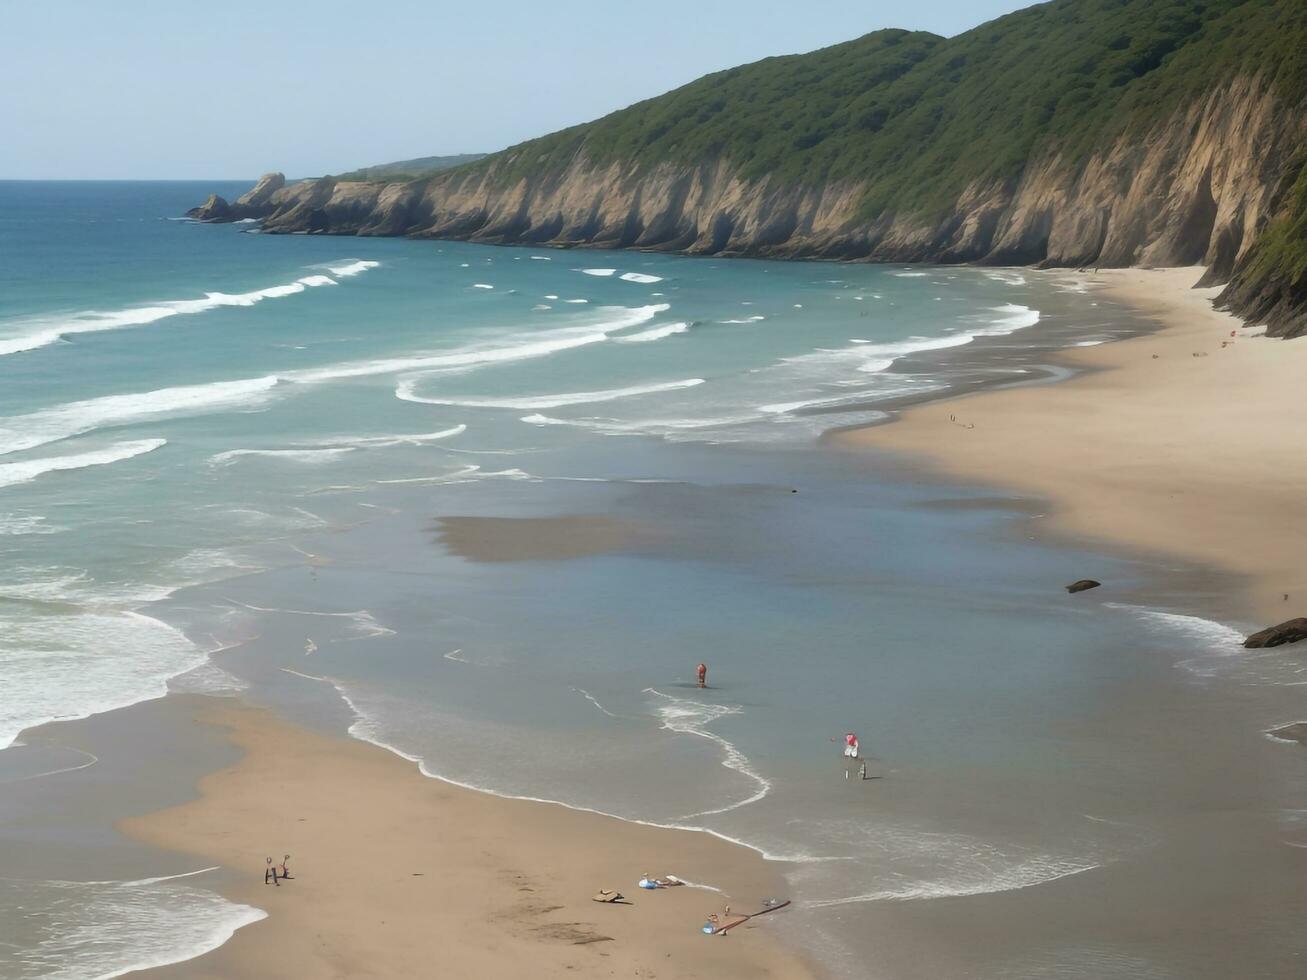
[702,898,791,935]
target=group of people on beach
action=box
[264,854,292,886]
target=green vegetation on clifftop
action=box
[338,153,486,182]
[483,0,1305,218]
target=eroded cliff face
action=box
[192,76,1306,336]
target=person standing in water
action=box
[697,663,707,688]
[831,732,858,758]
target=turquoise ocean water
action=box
[1,182,1305,979]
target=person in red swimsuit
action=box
[696,663,707,688]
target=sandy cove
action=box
[840,266,1307,624]
[122,265,1302,980]
[123,702,813,980]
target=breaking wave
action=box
[0,264,381,358]
[0,439,167,488]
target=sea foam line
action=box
[0,744,99,785]
[223,599,395,637]
[804,860,1100,906]
[572,687,622,719]
[643,687,772,819]
[395,377,704,410]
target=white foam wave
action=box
[0,439,166,489]
[614,321,689,343]
[719,316,766,324]
[893,271,928,278]
[0,871,264,980]
[472,283,494,289]
[326,259,379,277]
[284,304,669,385]
[581,268,617,277]
[0,272,354,357]
[984,270,1028,286]
[0,376,279,458]
[1101,603,1277,683]
[397,377,703,410]
[564,298,589,304]
[1104,604,1245,650]
[770,305,1039,394]
[519,412,765,437]
[977,303,1041,335]
[620,272,663,284]
[759,396,845,414]
[0,611,206,751]
[806,859,1098,906]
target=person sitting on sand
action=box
[279,854,292,880]
[264,856,279,886]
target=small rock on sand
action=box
[1065,579,1102,594]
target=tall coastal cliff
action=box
[193,0,1307,337]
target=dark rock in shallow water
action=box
[1268,723,1307,745]
[1065,579,1101,594]
[1243,617,1307,648]
[186,193,231,221]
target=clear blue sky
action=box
[1,0,1037,179]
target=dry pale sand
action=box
[840,266,1307,623]
[123,703,814,980]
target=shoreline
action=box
[122,700,816,980]
[839,266,1307,626]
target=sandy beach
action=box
[841,267,1307,623]
[124,703,814,980]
